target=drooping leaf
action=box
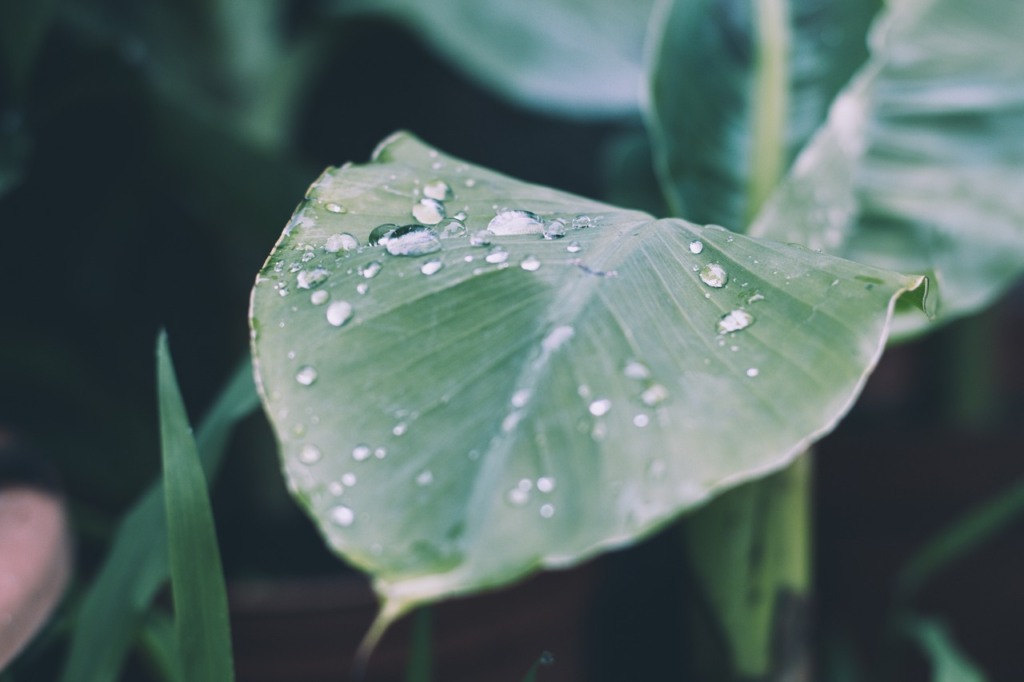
[334,0,655,118]
[750,0,1024,337]
[899,617,988,682]
[249,132,925,620]
[645,0,878,226]
[157,332,234,682]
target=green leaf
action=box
[249,132,925,621]
[899,617,988,682]
[60,355,258,682]
[157,332,234,682]
[750,0,1024,337]
[645,0,877,226]
[336,0,655,117]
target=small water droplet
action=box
[543,218,567,240]
[368,224,399,245]
[325,232,358,252]
[324,202,346,214]
[329,505,355,527]
[326,300,353,327]
[537,476,555,493]
[566,241,582,253]
[300,250,316,263]
[421,259,444,276]
[488,209,544,235]
[437,217,467,239]
[359,261,383,278]
[507,487,530,506]
[328,481,344,496]
[412,198,446,225]
[310,290,329,305]
[411,469,431,486]
[384,224,442,256]
[623,360,651,380]
[572,215,593,230]
[470,229,494,246]
[648,459,666,478]
[633,413,650,428]
[520,255,541,271]
[485,247,509,264]
[341,472,357,486]
[699,263,728,288]
[464,178,477,188]
[746,367,760,377]
[640,384,669,407]
[297,268,329,289]
[352,444,371,461]
[542,325,575,352]
[374,446,387,459]
[689,240,704,254]
[392,422,408,436]
[518,478,533,492]
[511,388,532,408]
[453,211,468,221]
[717,309,754,334]
[356,282,369,295]
[423,179,453,201]
[298,444,322,464]
[295,366,318,386]
[747,292,766,304]
[539,503,556,519]
[588,398,612,417]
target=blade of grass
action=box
[138,609,182,682]
[59,350,258,682]
[521,652,555,682]
[157,331,234,681]
[898,616,987,682]
[403,608,432,682]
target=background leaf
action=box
[645,0,878,227]
[335,0,655,118]
[899,617,988,682]
[250,132,924,619]
[750,0,1024,336]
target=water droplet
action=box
[640,384,669,407]
[717,309,754,334]
[502,411,524,432]
[572,215,593,230]
[520,255,541,271]
[420,259,444,275]
[537,476,555,493]
[507,487,530,506]
[746,367,760,377]
[689,240,704,254]
[297,268,329,289]
[328,481,344,496]
[384,224,442,256]
[341,472,357,486]
[747,292,766,304]
[352,444,371,462]
[453,211,468,221]
[325,232,358,252]
[392,422,408,436]
[368,224,399,245]
[539,503,555,519]
[437,217,467,239]
[488,209,544,235]
[356,282,369,295]
[485,247,509,264]
[511,388,532,408]
[542,325,575,352]
[326,300,353,327]
[633,413,650,428]
[298,444,322,464]
[324,202,346,214]
[310,290,329,305]
[518,478,533,492]
[648,459,667,478]
[699,263,728,288]
[300,250,316,263]
[329,505,355,527]
[543,218,567,240]
[422,179,452,201]
[411,198,445,225]
[623,360,650,380]
[588,398,612,417]
[359,261,383,278]
[416,470,434,486]
[374,446,387,459]
[295,366,318,386]
[539,651,555,666]
[464,178,477,188]
[566,241,582,253]
[470,229,494,247]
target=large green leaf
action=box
[750,0,1024,337]
[335,0,655,118]
[250,132,925,620]
[645,0,878,226]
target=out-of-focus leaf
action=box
[0,0,58,93]
[157,332,234,682]
[751,0,1024,337]
[335,0,655,118]
[250,132,925,622]
[900,617,987,682]
[645,0,877,226]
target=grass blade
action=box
[899,617,987,682]
[157,332,234,681]
[521,651,555,682]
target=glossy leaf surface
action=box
[250,133,924,618]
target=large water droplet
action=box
[588,398,612,417]
[310,290,329,305]
[488,209,544,236]
[699,263,728,288]
[470,229,494,246]
[420,259,444,276]
[437,217,467,239]
[520,255,541,272]
[412,198,446,225]
[297,268,329,289]
[325,233,358,253]
[298,444,322,464]
[359,260,383,278]
[295,366,318,386]
[543,218,567,240]
[326,300,353,327]
[689,240,704,254]
[385,224,442,256]
[485,247,509,264]
[423,179,452,201]
[717,309,754,334]
[329,505,355,527]
[352,444,371,462]
[368,224,399,245]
